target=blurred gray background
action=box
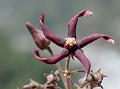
[0,0,120,89]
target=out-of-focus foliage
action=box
[0,0,120,89]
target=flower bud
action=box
[26,22,52,54]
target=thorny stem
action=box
[48,47,67,89]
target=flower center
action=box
[65,37,77,47]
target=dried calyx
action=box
[22,70,61,89]
[79,69,106,89]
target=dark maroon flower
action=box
[33,10,114,77]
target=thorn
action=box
[102,74,107,77]
[91,70,93,73]
[44,73,48,77]
[54,70,59,75]
[100,85,104,89]
[98,68,101,72]
[51,70,53,74]
[29,78,33,82]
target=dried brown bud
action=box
[79,69,106,89]
[45,70,59,85]
[26,22,52,54]
[43,70,61,89]
[90,69,106,84]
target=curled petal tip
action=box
[25,22,33,29]
[34,49,43,60]
[25,22,36,32]
[39,19,43,25]
[84,10,93,16]
[40,14,45,23]
[34,49,41,59]
[34,49,48,61]
[107,39,115,44]
[25,22,31,26]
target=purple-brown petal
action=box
[77,34,115,48]
[25,22,50,50]
[74,49,91,77]
[68,10,93,38]
[39,15,65,47]
[34,48,70,64]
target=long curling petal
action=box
[74,49,91,77]
[40,15,65,47]
[25,22,50,50]
[34,48,70,64]
[77,34,115,48]
[68,10,93,38]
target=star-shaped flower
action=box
[33,10,114,77]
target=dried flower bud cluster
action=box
[22,71,61,89]
[78,69,106,89]
[44,70,59,85]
